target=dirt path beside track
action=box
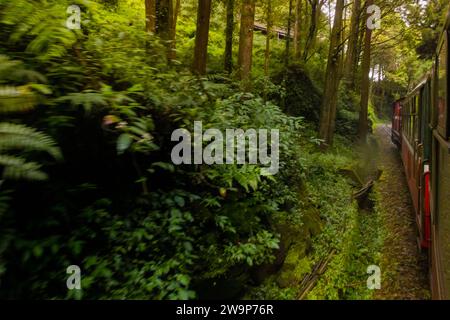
[373,124,430,300]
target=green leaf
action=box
[117,133,133,154]
[28,83,52,95]
[152,162,175,172]
[32,245,43,257]
[174,196,185,207]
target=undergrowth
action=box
[246,133,385,300]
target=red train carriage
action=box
[399,77,431,250]
[429,26,450,300]
[392,6,450,299]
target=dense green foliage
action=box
[0,0,307,299]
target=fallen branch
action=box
[353,180,374,199]
[297,249,336,300]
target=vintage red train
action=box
[391,7,450,299]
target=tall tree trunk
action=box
[358,0,374,143]
[224,0,234,73]
[318,0,345,147]
[193,0,212,74]
[293,0,302,59]
[327,0,332,36]
[344,0,361,87]
[285,0,294,69]
[283,0,294,111]
[238,0,256,88]
[145,0,156,33]
[263,0,272,102]
[354,10,366,89]
[156,0,173,38]
[264,0,272,77]
[156,0,174,60]
[379,65,384,115]
[303,0,322,62]
[172,0,181,32]
[168,0,181,60]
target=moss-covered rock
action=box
[276,248,312,288]
[251,206,322,286]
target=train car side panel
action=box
[430,30,450,300]
[402,97,420,216]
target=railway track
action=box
[379,124,392,139]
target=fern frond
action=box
[0,53,61,181]
[0,155,48,181]
[0,123,62,160]
[0,86,38,113]
[0,56,24,79]
[1,0,80,61]
[206,74,232,83]
[56,92,109,113]
[0,55,47,84]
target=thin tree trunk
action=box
[294,0,302,59]
[325,0,346,145]
[344,0,361,87]
[172,0,181,32]
[264,0,272,77]
[283,0,294,110]
[379,65,384,115]
[285,0,294,69]
[354,10,366,89]
[193,0,212,74]
[328,0,332,36]
[303,0,322,62]
[238,0,256,88]
[224,0,234,73]
[156,0,173,38]
[263,0,272,102]
[318,0,345,147]
[370,64,375,94]
[358,0,374,143]
[169,0,181,60]
[145,0,156,33]
[156,0,174,60]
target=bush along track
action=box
[245,134,385,300]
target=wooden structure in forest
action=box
[254,22,293,40]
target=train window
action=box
[404,101,409,139]
[410,99,414,143]
[415,94,420,141]
[419,88,424,142]
[404,102,409,139]
[402,105,405,135]
[410,100,413,141]
[402,102,406,134]
[437,31,448,138]
[431,62,438,128]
